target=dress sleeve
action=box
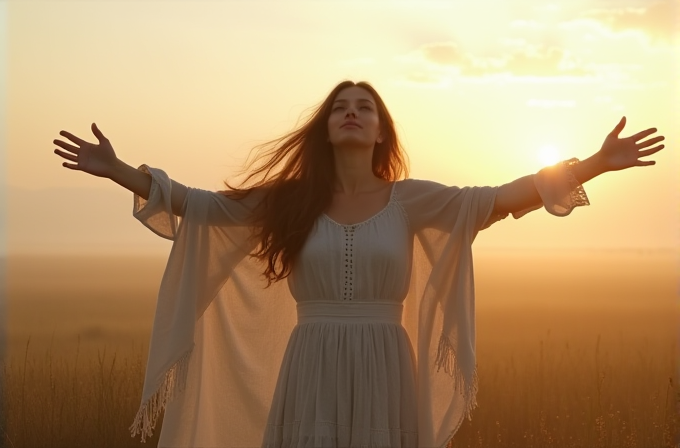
[399,160,591,447]
[398,180,501,446]
[132,164,262,240]
[397,179,507,236]
[399,157,591,234]
[512,157,591,218]
[129,165,290,444]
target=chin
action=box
[331,138,374,150]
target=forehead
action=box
[333,86,376,103]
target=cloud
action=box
[414,42,591,79]
[504,46,589,77]
[421,43,466,66]
[397,2,677,87]
[581,0,679,43]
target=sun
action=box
[538,145,561,167]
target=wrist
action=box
[107,159,138,187]
[570,154,608,185]
[108,158,129,180]
[588,152,610,174]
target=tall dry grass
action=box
[3,329,676,448]
[2,338,157,448]
[454,329,678,447]
[3,252,678,447]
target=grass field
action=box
[3,250,678,447]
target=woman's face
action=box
[327,86,383,149]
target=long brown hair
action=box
[222,80,409,287]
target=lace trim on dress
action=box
[129,347,193,442]
[563,158,591,208]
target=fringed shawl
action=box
[129,158,588,447]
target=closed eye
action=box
[332,106,371,112]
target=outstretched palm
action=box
[597,117,666,172]
[53,123,119,178]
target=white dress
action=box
[130,161,589,448]
[261,183,420,447]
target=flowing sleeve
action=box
[511,157,591,218]
[129,164,297,447]
[133,164,260,239]
[397,179,505,235]
[397,161,589,448]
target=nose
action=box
[345,107,357,118]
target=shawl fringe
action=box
[129,347,194,442]
[434,332,479,420]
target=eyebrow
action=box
[333,98,375,105]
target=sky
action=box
[2,0,679,255]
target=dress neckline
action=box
[322,181,397,228]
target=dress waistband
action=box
[296,301,403,324]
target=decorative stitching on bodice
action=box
[342,225,356,300]
[320,182,401,301]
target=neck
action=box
[331,145,382,194]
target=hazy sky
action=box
[3,0,679,255]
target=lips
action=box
[341,121,361,128]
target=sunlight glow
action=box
[538,145,561,167]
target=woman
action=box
[53,80,665,448]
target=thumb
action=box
[610,116,626,137]
[91,122,107,142]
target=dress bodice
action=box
[287,197,412,304]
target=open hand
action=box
[596,117,665,172]
[53,123,119,178]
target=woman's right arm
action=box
[53,122,188,217]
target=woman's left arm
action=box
[493,117,666,216]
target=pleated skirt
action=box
[261,301,419,448]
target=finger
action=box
[59,130,88,146]
[639,144,665,157]
[53,138,80,154]
[61,161,81,170]
[91,122,108,142]
[54,148,78,163]
[610,116,626,137]
[630,127,658,142]
[636,135,665,149]
[636,160,656,167]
